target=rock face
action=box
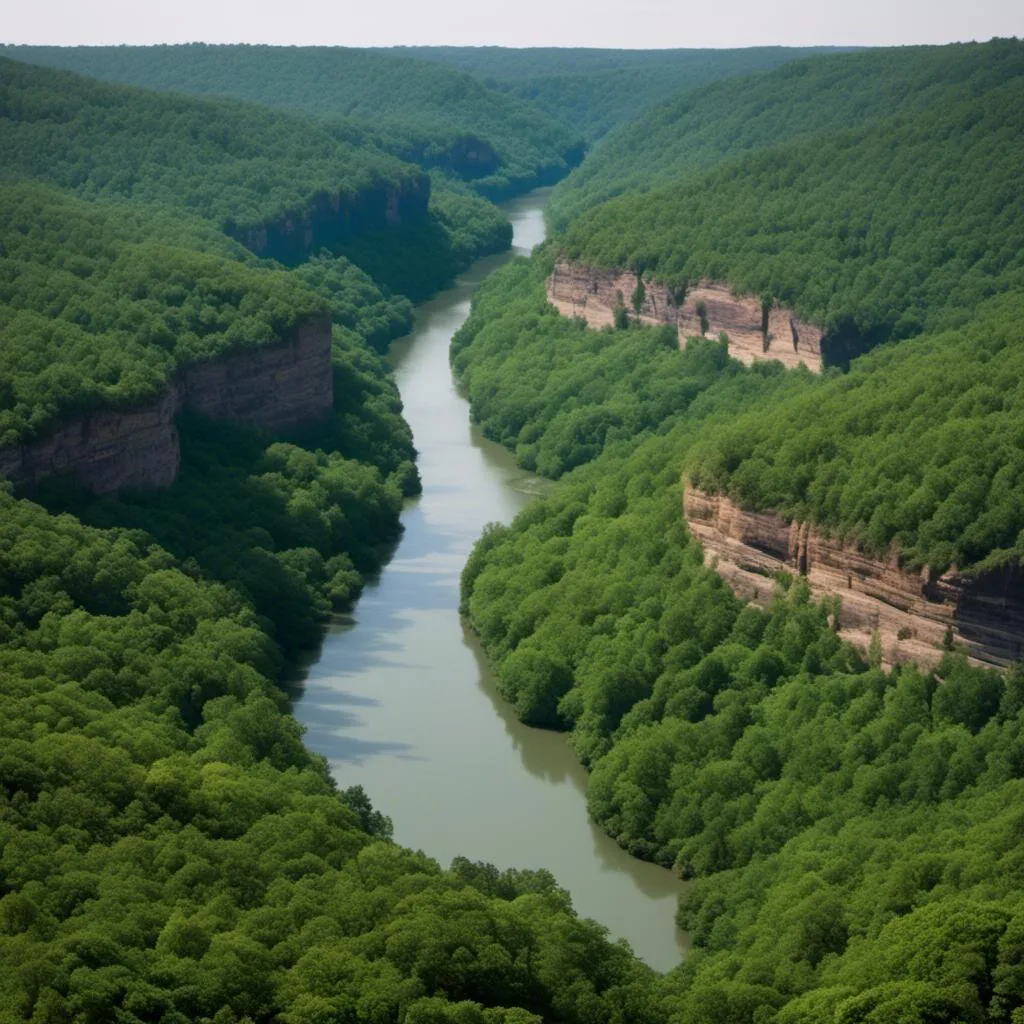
[229,179,432,265]
[683,484,1024,669]
[0,315,333,495]
[547,261,823,373]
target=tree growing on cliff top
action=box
[632,276,647,316]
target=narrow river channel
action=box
[292,190,687,972]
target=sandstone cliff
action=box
[0,315,333,495]
[229,179,431,265]
[683,484,1023,669]
[547,261,823,373]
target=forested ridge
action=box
[0,57,513,299]
[546,39,1024,231]
[383,47,841,142]
[6,34,1024,1024]
[452,36,1024,1024]
[1,45,585,200]
[556,43,1024,361]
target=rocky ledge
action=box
[547,260,823,373]
[0,315,333,495]
[684,484,1023,669]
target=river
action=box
[292,190,687,972]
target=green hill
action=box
[557,41,1024,361]
[0,56,512,297]
[388,46,843,142]
[547,40,1024,231]
[453,39,1024,1024]
[2,44,584,199]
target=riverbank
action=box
[290,190,687,972]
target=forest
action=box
[1,45,586,200]
[4,33,1024,1024]
[450,35,1024,1024]
[0,44,683,1023]
[384,46,839,142]
[555,43,1024,360]
[546,39,1024,230]
[0,58,512,299]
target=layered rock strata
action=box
[683,485,1023,669]
[547,261,823,372]
[0,315,332,495]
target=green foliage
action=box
[0,183,328,445]
[0,56,419,238]
[451,254,800,479]
[0,488,661,1022]
[547,40,1024,230]
[460,343,1024,1024]
[0,57,514,300]
[688,292,1024,572]
[558,44,1024,359]
[453,43,1024,1016]
[393,46,842,142]
[3,44,584,199]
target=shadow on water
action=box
[290,188,689,972]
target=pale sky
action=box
[3,0,1021,48]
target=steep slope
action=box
[0,56,511,297]
[547,40,1024,230]
[1,44,584,198]
[556,45,1024,362]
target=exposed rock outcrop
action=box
[0,315,333,495]
[547,261,823,373]
[229,179,431,265]
[683,484,1024,669]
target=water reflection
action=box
[292,189,688,972]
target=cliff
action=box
[0,315,333,495]
[547,261,823,373]
[683,484,1024,669]
[228,179,431,265]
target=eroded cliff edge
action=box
[684,484,1024,669]
[547,260,823,372]
[227,180,431,266]
[0,315,333,495]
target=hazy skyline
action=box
[4,0,1021,49]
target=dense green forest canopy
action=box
[0,56,513,297]
[457,262,1024,1024]
[0,53,672,1020]
[1,44,584,198]
[451,253,803,480]
[556,53,1024,360]
[0,183,328,444]
[0,56,420,237]
[546,39,1024,230]
[0,483,665,1023]
[384,46,842,142]
[462,435,1024,1022]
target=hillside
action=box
[1,44,584,199]
[686,291,1024,576]
[454,38,1024,1022]
[547,39,1024,230]
[556,44,1024,362]
[0,56,512,297]
[387,46,842,141]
